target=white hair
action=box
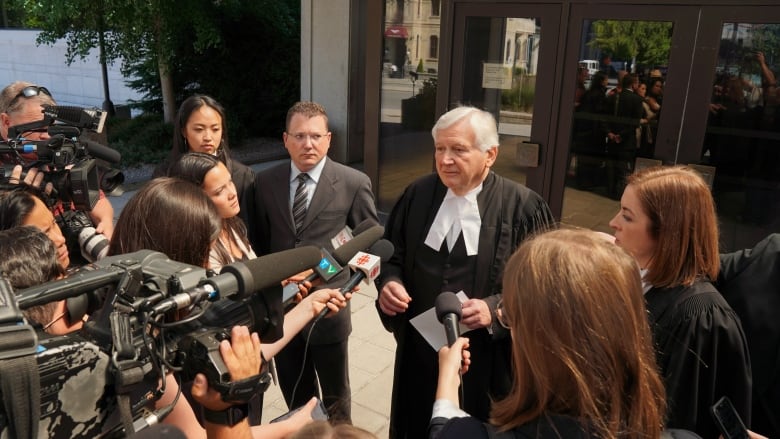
[431,106,499,152]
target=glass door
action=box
[684,6,780,251]
[551,5,700,234]
[446,3,563,192]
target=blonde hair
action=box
[491,228,665,438]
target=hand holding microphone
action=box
[313,239,395,322]
[281,222,384,303]
[435,291,462,346]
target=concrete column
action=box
[301,0,351,163]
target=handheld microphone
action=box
[339,239,394,293]
[17,246,322,310]
[434,291,462,346]
[214,246,321,300]
[151,246,322,313]
[314,239,395,322]
[281,222,384,303]
[81,138,122,164]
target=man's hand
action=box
[8,164,45,188]
[461,298,491,329]
[190,325,262,412]
[379,280,411,316]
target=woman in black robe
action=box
[608,165,752,439]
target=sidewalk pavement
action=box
[108,160,396,437]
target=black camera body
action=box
[0,250,286,438]
[0,105,123,212]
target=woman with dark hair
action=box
[154,94,256,243]
[108,177,221,266]
[432,228,667,438]
[609,165,752,439]
[168,152,253,271]
[0,225,71,334]
[108,176,349,438]
[0,183,70,269]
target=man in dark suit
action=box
[603,73,644,198]
[253,101,378,423]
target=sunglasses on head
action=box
[8,85,52,108]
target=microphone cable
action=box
[289,313,323,407]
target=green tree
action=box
[8,0,247,122]
[589,20,672,70]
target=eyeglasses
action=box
[8,86,52,108]
[496,298,511,330]
[288,132,328,144]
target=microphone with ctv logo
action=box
[435,291,462,347]
[281,221,384,303]
[313,239,395,322]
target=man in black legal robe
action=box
[375,106,554,439]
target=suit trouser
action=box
[274,334,352,423]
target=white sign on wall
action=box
[482,63,512,89]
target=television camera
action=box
[0,245,322,438]
[0,105,123,212]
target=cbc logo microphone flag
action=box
[347,251,381,285]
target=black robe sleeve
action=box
[647,282,752,439]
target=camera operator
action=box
[0,81,115,246]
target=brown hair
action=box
[286,101,329,131]
[108,177,221,267]
[288,420,377,439]
[0,225,65,326]
[626,165,719,287]
[491,228,666,438]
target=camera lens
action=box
[78,227,109,262]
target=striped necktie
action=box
[292,173,309,232]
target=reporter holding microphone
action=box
[430,229,667,438]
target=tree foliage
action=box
[7,0,300,137]
[589,20,672,69]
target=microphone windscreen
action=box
[331,224,384,265]
[368,239,395,260]
[435,291,462,323]
[352,218,379,236]
[82,139,122,164]
[221,246,322,296]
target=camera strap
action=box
[0,278,41,439]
